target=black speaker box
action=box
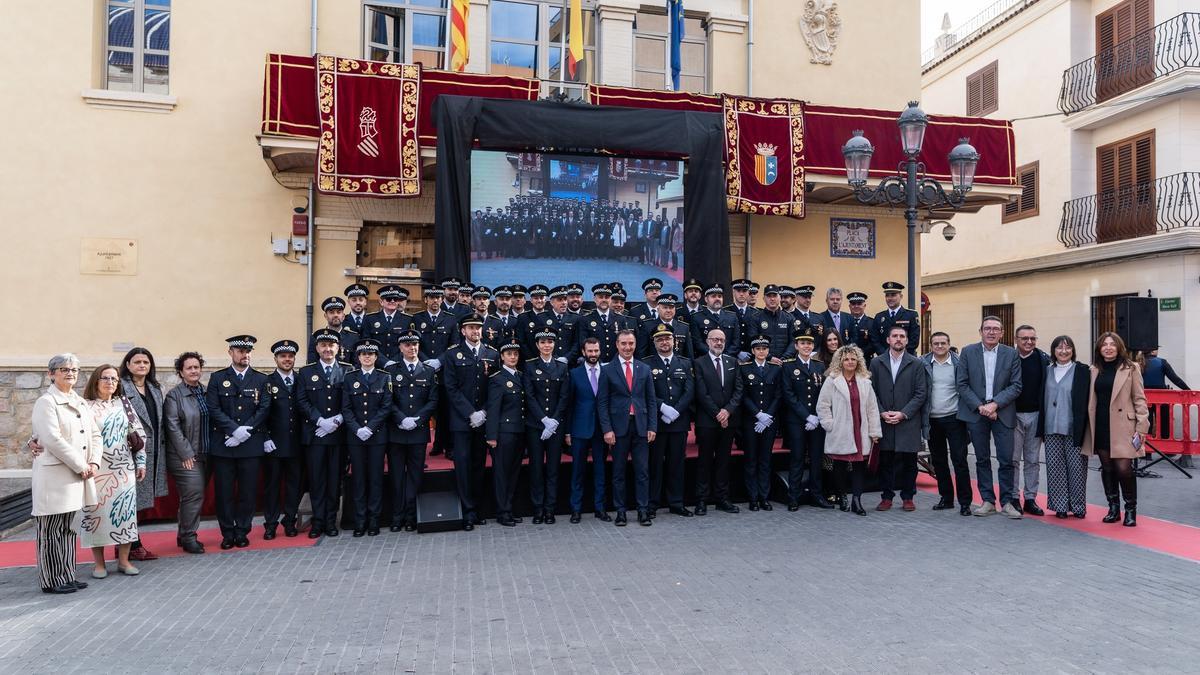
[1115,297,1158,352]
[416,491,463,533]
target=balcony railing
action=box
[1058,172,1200,247]
[1058,13,1200,115]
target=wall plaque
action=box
[80,238,138,275]
[830,218,875,259]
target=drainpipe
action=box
[306,0,318,338]
[744,0,754,279]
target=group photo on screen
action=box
[469,151,685,295]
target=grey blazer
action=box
[164,382,207,463]
[869,351,928,453]
[955,342,1023,428]
[122,376,169,509]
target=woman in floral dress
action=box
[80,365,147,578]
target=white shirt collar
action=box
[503,365,518,375]
[276,369,294,380]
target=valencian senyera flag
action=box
[567,0,583,78]
[723,94,806,218]
[449,0,470,72]
[316,55,422,197]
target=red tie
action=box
[624,360,635,414]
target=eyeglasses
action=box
[56,368,80,374]
[1018,336,1037,342]
[98,376,119,383]
[981,327,1002,332]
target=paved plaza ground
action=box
[0,457,1197,673]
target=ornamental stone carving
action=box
[800,0,841,65]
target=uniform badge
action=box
[271,386,279,394]
[222,380,231,388]
[590,321,597,327]
[374,322,381,328]
[703,319,710,326]
[652,369,661,375]
[529,321,536,329]
[546,319,553,326]
[761,321,769,329]
[748,373,755,380]
[353,381,361,389]
[421,322,427,329]
[535,369,542,375]
[506,380,514,388]
[457,352,464,359]
[794,369,801,376]
[312,374,320,381]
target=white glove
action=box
[755,411,773,426]
[316,417,337,436]
[263,440,276,454]
[805,414,820,431]
[469,410,487,428]
[356,427,373,441]
[541,417,559,433]
[425,359,442,371]
[659,404,679,423]
[753,421,768,434]
[400,417,418,431]
[555,356,568,364]
[738,352,751,362]
[224,435,243,447]
[231,426,252,443]
[539,428,555,441]
[314,426,330,438]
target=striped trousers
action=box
[35,512,77,589]
[1044,434,1089,516]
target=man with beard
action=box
[690,285,741,358]
[307,296,358,365]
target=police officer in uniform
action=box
[845,291,876,361]
[872,281,920,355]
[486,341,527,527]
[644,323,694,518]
[341,338,392,537]
[412,285,459,363]
[778,285,796,314]
[524,328,569,524]
[679,278,705,323]
[469,285,492,323]
[782,334,834,510]
[388,330,439,532]
[206,335,271,550]
[296,329,350,538]
[792,285,825,339]
[483,286,520,350]
[516,284,548,358]
[637,294,690,359]
[628,277,664,323]
[362,285,413,369]
[442,316,498,530]
[263,339,304,539]
[536,286,580,365]
[690,284,741,358]
[577,284,623,362]
[748,282,761,308]
[725,278,760,359]
[751,284,792,362]
[343,283,371,335]
[440,278,472,320]
[308,296,358,365]
[741,336,782,511]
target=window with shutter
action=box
[965,61,998,116]
[1096,130,1156,243]
[1096,0,1154,102]
[1002,162,1039,223]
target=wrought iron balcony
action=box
[1058,172,1200,247]
[1058,13,1200,115]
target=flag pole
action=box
[558,0,568,96]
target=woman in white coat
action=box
[30,354,100,594]
[816,345,881,516]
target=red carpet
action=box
[0,524,316,569]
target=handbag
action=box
[867,440,880,474]
[120,396,146,453]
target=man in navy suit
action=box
[565,338,609,523]
[819,287,854,345]
[597,329,659,526]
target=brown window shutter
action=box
[1003,162,1038,222]
[1134,133,1154,184]
[981,64,998,114]
[1097,145,1116,194]
[1133,0,1153,33]
[1097,13,1116,52]
[966,73,981,116]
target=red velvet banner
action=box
[261,54,319,138]
[316,55,422,197]
[723,95,806,218]
[803,104,1016,186]
[609,157,627,180]
[586,83,720,112]
[418,71,541,145]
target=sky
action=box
[921,0,999,51]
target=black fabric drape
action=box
[433,96,731,288]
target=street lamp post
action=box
[841,101,981,310]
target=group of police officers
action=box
[205,276,920,544]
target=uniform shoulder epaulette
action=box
[782,357,797,363]
[337,360,353,367]
[345,368,361,374]
[738,360,752,366]
[489,370,502,378]
[447,343,460,350]
[525,357,540,362]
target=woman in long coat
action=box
[817,345,881,515]
[1081,332,1149,526]
[120,347,168,560]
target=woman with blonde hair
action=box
[816,345,881,516]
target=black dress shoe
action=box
[390,524,403,532]
[367,527,380,536]
[787,501,800,512]
[352,529,366,537]
[1023,501,1045,516]
[308,529,323,539]
[850,497,867,516]
[182,540,205,554]
[42,584,76,595]
[716,501,739,514]
[405,522,417,532]
[669,506,693,517]
[614,511,627,526]
[463,521,475,532]
[326,527,340,537]
[637,510,652,526]
[532,513,545,525]
[236,537,250,548]
[748,501,760,512]
[594,510,612,522]
[263,527,277,541]
[284,525,299,537]
[648,508,657,519]
[570,511,582,523]
[760,500,773,512]
[498,515,517,527]
[959,505,972,516]
[544,513,556,524]
[72,580,88,589]
[813,496,835,509]
[837,496,849,512]
[932,498,955,511]
[694,503,708,516]
[220,538,235,550]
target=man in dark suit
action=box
[957,315,1023,518]
[388,331,438,532]
[263,339,304,539]
[597,329,658,526]
[206,335,271,550]
[637,293,690,359]
[565,338,608,522]
[643,323,694,517]
[441,316,498,530]
[362,285,413,368]
[296,329,351,538]
[819,287,854,345]
[872,281,920,356]
[692,328,743,514]
[341,339,393,537]
[690,284,740,358]
[486,342,527,527]
[844,291,876,361]
[524,328,570,524]
[741,336,782,511]
[782,334,832,510]
[869,326,928,512]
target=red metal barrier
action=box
[1144,389,1200,455]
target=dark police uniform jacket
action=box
[689,307,741,358]
[205,367,271,458]
[306,326,358,365]
[361,311,414,365]
[344,312,369,336]
[637,318,691,359]
[295,360,350,446]
[845,314,876,360]
[485,367,527,441]
[264,371,303,458]
[725,304,761,355]
[872,306,921,355]
[576,310,633,363]
[341,368,393,447]
[628,302,662,324]
[782,357,825,438]
[523,358,570,429]
[482,313,521,350]
[642,353,694,433]
[389,360,439,446]
[441,342,499,432]
[534,310,581,365]
[751,308,794,360]
[740,361,783,422]
[411,310,459,362]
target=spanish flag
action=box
[449,0,470,72]
[566,0,583,79]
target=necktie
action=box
[409,363,416,375]
[589,367,598,395]
[324,365,332,378]
[651,309,658,320]
[472,346,479,360]
[624,361,635,414]
[284,376,292,389]
[891,310,897,318]
[714,357,724,387]
[384,313,392,327]
[236,371,244,382]
[833,315,841,331]
[663,357,670,368]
